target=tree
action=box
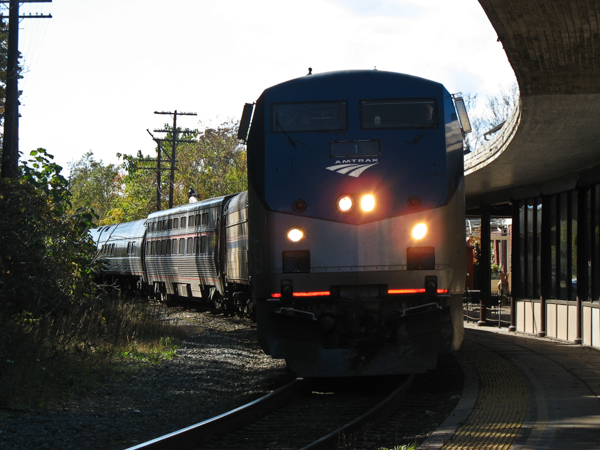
[0,149,98,369]
[464,82,519,152]
[106,150,159,223]
[176,119,247,203]
[68,151,120,223]
[112,119,248,220]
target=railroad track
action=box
[126,375,414,450]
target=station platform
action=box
[420,323,600,449]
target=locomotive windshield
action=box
[360,99,437,129]
[271,101,347,133]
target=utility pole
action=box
[145,129,171,211]
[0,0,52,178]
[153,110,196,208]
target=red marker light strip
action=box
[388,288,448,294]
[271,289,447,298]
[272,291,331,298]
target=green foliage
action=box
[0,150,188,408]
[0,149,98,347]
[108,150,160,222]
[118,337,180,363]
[68,151,120,223]
[110,119,247,219]
[67,120,247,224]
[177,119,248,203]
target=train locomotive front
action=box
[244,70,467,377]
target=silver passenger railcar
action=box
[90,219,147,291]
[144,196,230,303]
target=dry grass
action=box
[0,294,189,409]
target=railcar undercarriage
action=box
[258,290,460,377]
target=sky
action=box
[13,0,516,175]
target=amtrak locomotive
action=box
[92,70,470,377]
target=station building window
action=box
[586,185,600,302]
[518,198,542,299]
[515,184,600,302]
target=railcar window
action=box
[168,219,173,230]
[187,237,194,254]
[181,217,186,228]
[201,212,208,226]
[196,214,201,226]
[200,236,207,254]
[360,99,437,129]
[271,101,347,133]
[179,239,185,255]
[174,218,179,229]
[194,237,199,254]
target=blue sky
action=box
[13,0,515,173]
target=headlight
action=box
[287,227,305,243]
[337,195,353,212]
[412,223,428,240]
[360,194,376,212]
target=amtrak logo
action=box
[326,158,379,178]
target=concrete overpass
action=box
[465,0,600,209]
[464,1,600,346]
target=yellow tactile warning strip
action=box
[442,340,528,449]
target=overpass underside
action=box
[465,1,600,345]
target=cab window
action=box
[271,101,347,133]
[360,99,437,129]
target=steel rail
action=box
[125,378,306,450]
[300,374,414,450]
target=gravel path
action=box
[0,310,291,450]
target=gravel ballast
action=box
[0,310,290,449]
[0,308,463,449]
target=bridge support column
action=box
[478,206,491,327]
[509,202,519,332]
[538,196,550,338]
